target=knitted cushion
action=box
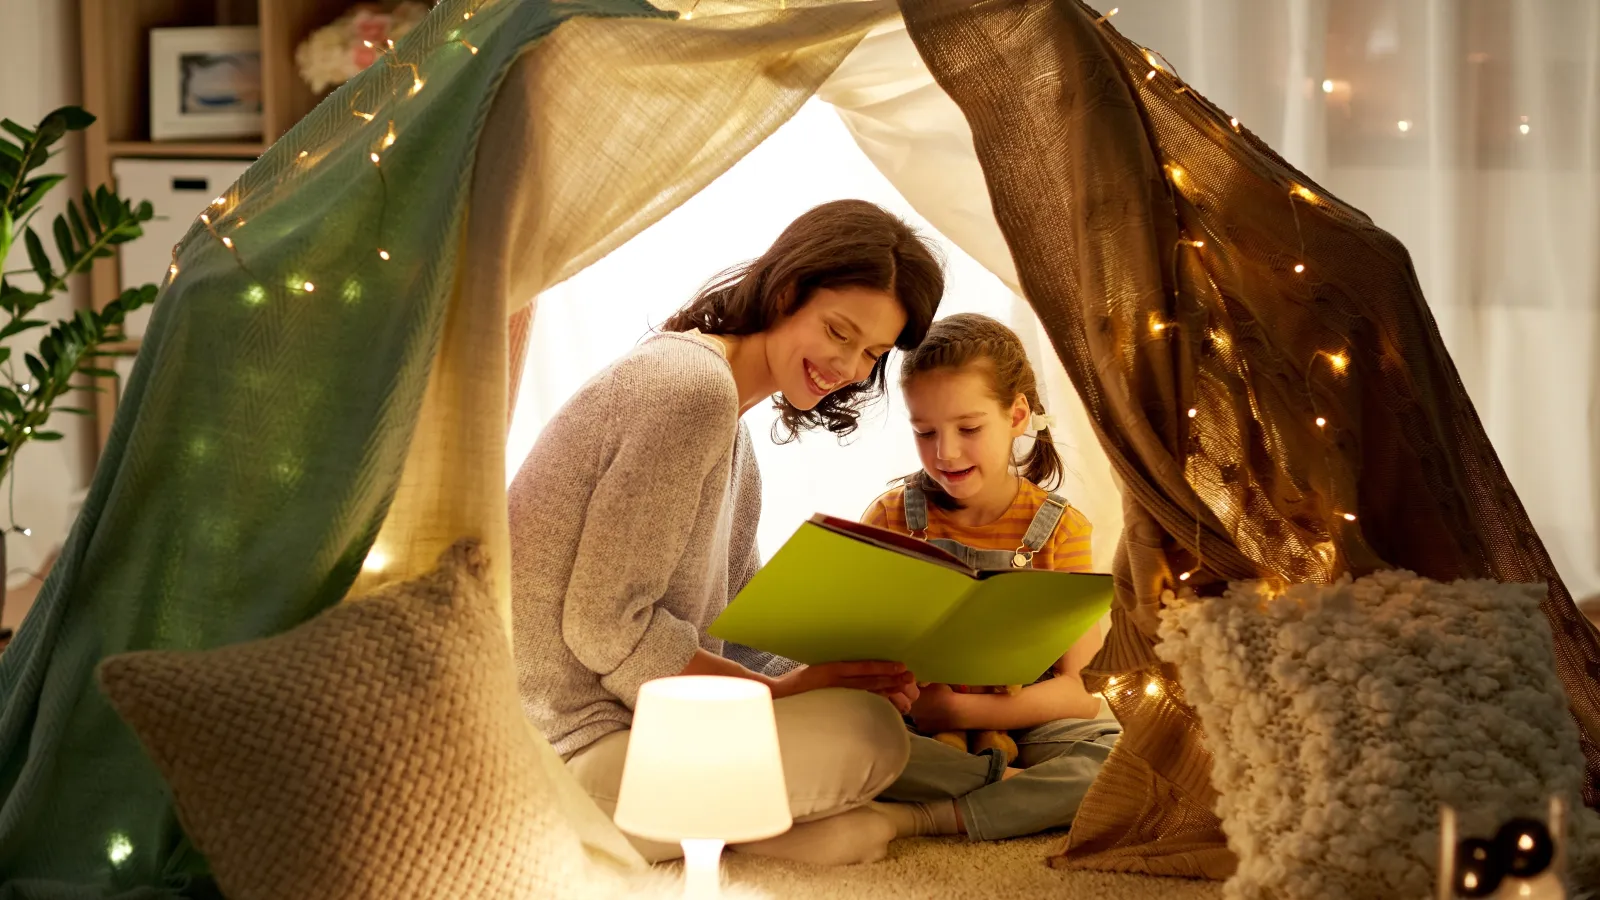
[97,539,642,900]
[1155,571,1595,899]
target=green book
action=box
[709,514,1115,686]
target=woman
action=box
[509,200,946,865]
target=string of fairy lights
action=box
[162,0,496,314]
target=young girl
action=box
[863,312,1121,842]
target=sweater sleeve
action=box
[559,364,738,709]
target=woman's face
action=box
[764,285,906,411]
[903,366,1030,503]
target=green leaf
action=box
[56,107,94,130]
[24,353,45,383]
[52,215,74,264]
[0,206,12,267]
[80,189,100,231]
[0,389,20,416]
[23,227,51,284]
[35,112,67,148]
[66,202,87,251]
[1,120,35,144]
[0,346,11,365]
[0,163,14,194]
[31,431,62,442]
[0,319,47,341]
[135,200,153,221]
[13,174,65,221]
[0,139,21,161]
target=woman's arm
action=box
[679,649,915,706]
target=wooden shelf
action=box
[108,140,267,159]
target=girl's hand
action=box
[771,661,912,700]
[909,682,968,733]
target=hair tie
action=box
[1030,412,1056,432]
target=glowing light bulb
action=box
[385,39,394,49]
[1187,408,1197,418]
[378,249,390,260]
[1328,352,1348,372]
[1145,681,1161,695]
[463,11,472,18]
[1322,79,1334,93]
[221,237,233,248]
[363,548,389,572]
[362,39,374,49]
[1293,185,1317,202]
[108,834,133,865]
[463,41,479,54]
[298,150,309,160]
[371,152,381,164]
[1397,119,1412,132]
[1342,513,1357,521]
[1178,572,1191,582]
[1146,69,1157,81]
[1229,117,1240,130]
[355,111,375,122]
[1519,833,1535,851]
[199,213,210,225]
[1316,417,1327,428]
[20,527,30,536]
[168,264,179,277]
[19,383,30,393]
[1190,239,1205,248]
[303,281,316,292]
[682,10,694,18]
[1294,263,1306,273]
[411,77,425,95]
[23,427,32,434]
[212,195,225,206]
[1520,122,1531,135]
[383,125,396,148]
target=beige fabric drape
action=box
[352,0,898,620]
[900,0,1600,877]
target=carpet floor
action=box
[720,834,1224,899]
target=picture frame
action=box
[149,26,263,141]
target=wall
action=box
[0,0,92,627]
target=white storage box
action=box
[112,158,254,338]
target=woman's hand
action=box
[873,680,921,715]
[771,661,912,701]
[909,682,969,733]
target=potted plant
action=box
[0,106,158,641]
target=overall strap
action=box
[1021,492,1070,551]
[902,481,930,536]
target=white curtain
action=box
[1096,0,1599,602]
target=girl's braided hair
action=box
[898,313,1062,510]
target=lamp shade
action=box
[614,676,792,844]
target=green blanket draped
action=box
[0,1,668,895]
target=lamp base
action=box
[681,838,725,899]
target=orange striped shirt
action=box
[861,480,1093,573]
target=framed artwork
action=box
[149,26,263,141]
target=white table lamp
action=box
[615,676,792,898]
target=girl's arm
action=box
[910,625,1105,731]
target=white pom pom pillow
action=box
[1155,571,1592,899]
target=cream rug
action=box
[720,835,1223,899]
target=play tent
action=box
[2,0,1597,892]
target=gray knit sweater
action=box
[508,332,789,757]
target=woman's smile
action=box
[803,359,845,397]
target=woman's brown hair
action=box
[660,200,944,442]
[898,313,1063,510]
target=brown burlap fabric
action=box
[900,0,1600,877]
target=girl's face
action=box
[903,366,1030,503]
[764,285,906,411]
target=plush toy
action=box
[923,683,1023,764]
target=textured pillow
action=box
[98,539,645,900]
[1155,571,1597,899]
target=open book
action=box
[708,514,1114,686]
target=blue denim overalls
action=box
[902,481,1069,571]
